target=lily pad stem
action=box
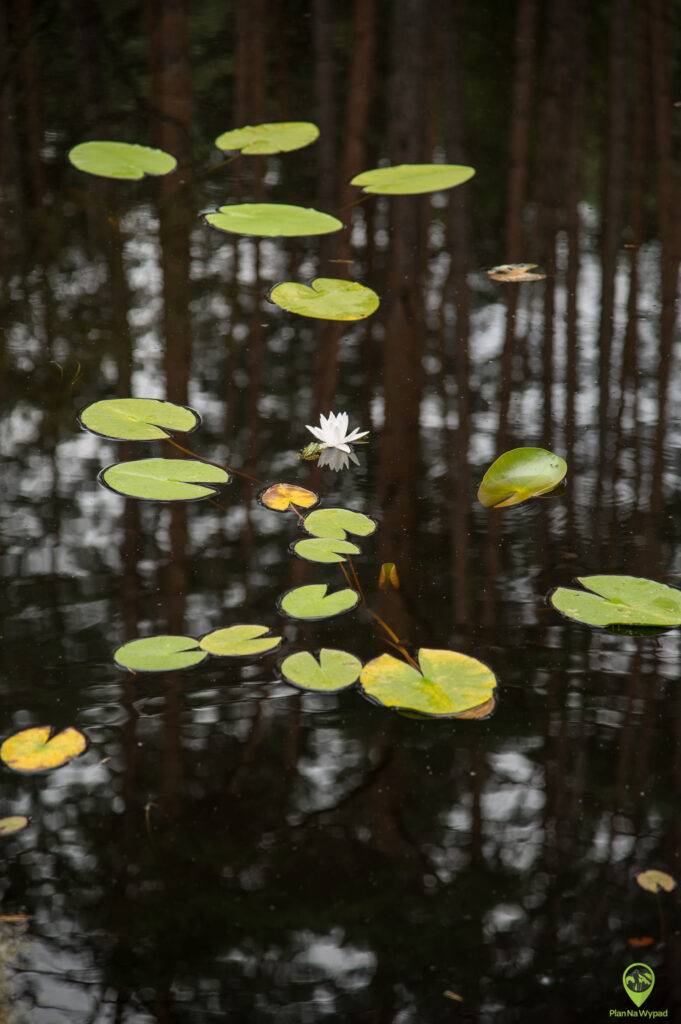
[163,436,260,484]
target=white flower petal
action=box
[306,425,327,441]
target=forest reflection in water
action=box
[0,0,681,1020]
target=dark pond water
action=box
[1,1,681,1020]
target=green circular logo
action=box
[622,962,655,1007]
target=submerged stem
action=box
[164,437,260,484]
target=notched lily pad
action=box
[350,164,476,195]
[279,584,359,621]
[270,278,380,321]
[215,121,319,155]
[280,649,362,692]
[1,726,88,774]
[549,576,681,629]
[114,635,207,672]
[636,870,676,894]
[205,203,341,238]
[487,263,546,283]
[79,398,199,441]
[303,507,377,541]
[478,447,567,508]
[292,537,360,564]
[359,649,497,719]
[259,483,320,513]
[68,141,176,180]
[100,458,230,501]
[0,816,29,837]
[199,625,282,658]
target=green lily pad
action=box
[68,141,177,180]
[270,278,379,321]
[114,635,207,672]
[100,458,230,501]
[359,648,497,718]
[292,537,360,564]
[303,507,377,541]
[280,649,362,692]
[205,203,341,238]
[279,584,359,621]
[79,398,199,441]
[1,726,88,774]
[477,447,567,508]
[199,625,282,658]
[350,163,475,195]
[549,576,681,629]
[0,816,29,837]
[215,121,319,155]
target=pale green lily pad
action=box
[270,278,379,321]
[292,537,360,564]
[280,649,362,692]
[100,458,230,501]
[303,507,377,541]
[478,447,567,508]
[205,203,341,238]
[350,163,475,195]
[215,121,319,155]
[279,584,359,621]
[359,648,497,718]
[549,576,681,629]
[114,635,207,672]
[199,625,282,658]
[68,141,176,180]
[79,398,199,441]
[0,816,29,837]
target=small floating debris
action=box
[487,262,546,283]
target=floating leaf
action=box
[205,203,341,238]
[487,263,546,283]
[628,937,655,948]
[100,458,230,501]
[259,483,320,513]
[293,537,360,564]
[0,816,29,837]
[378,562,400,591]
[636,870,677,894]
[280,649,362,692]
[359,649,497,718]
[478,447,567,508]
[270,278,379,321]
[79,398,199,441]
[279,584,359,621]
[199,625,282,658]
[114,635,207,673]
[1,726,88,774]
[303,507,377,541]
[443,992,464,1003]
[549,576,681,629]
[350,164,475,195]
[215,121,319,155]
[68,141,176,180]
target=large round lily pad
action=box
[303,507,377,541]
[350,164,475,195]
[79,398,199,441]
[114,635,207,672]
[280,649,362,692]
[279,584,359,621]
[549,576,681,629]
[199,625,282,658]
[205,203,341,238]
[68,141,176,180]
[359,649,497,718]
[270,278,379,321]
[1,726,88,774]
[478,447,567,508]
[100,458,230,501]
[215,121,319,155]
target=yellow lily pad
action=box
[1,726,88,774]
[359,649,497,718]
[270,278,379,322]
[636,870,676,894]
[0,816,29,837]
[259,483,320,513]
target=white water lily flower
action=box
[305,411,369,453]
[318,447,360,472]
